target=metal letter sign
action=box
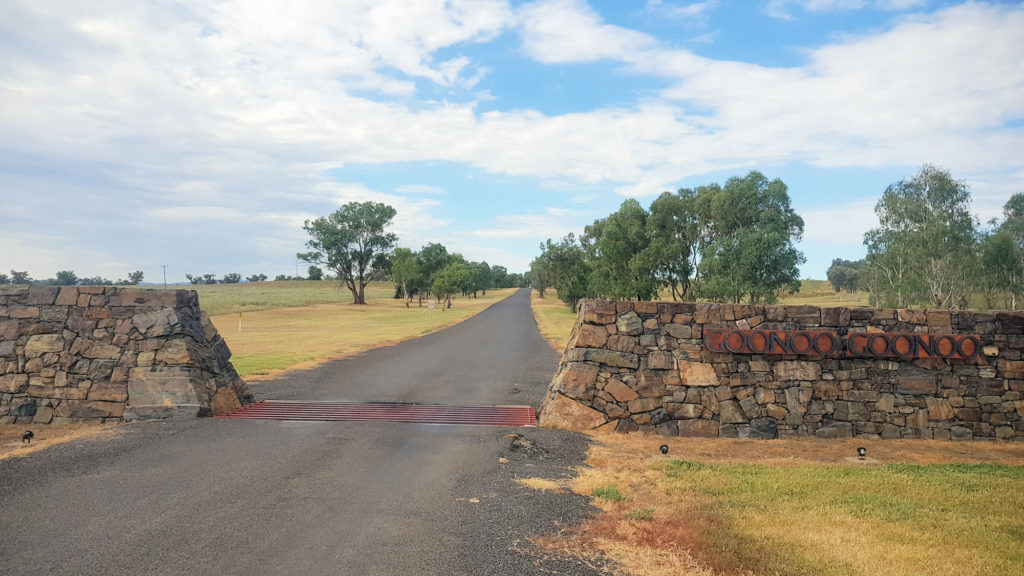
[703,329,980,360]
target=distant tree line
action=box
[298,201,526,307]
[826,164,1024,310]
[391,244,526,309]
[0,270,143,286]
[529,171,806,309]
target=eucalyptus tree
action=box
[529,256,554,298]
[641,189,700,301]
[982,231,1022,309]
[390,247,421,307]
[826,258,865,293]
[863,165,978,309]
[582,199,658,301]
[431,262,471,310]
[537,234,591,310]
[298,201,398,305]
[697,171,804,303]
[55,270,79,286]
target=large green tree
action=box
[537,234,591,310]
[529,256,555,299]
[981,193,1024,309]
[418,242,452,298]
[468,261,492,297]
[826,258,865,294]
[583,199,658,301]
[982,231,1022,309]
[641,189,700,301]
[54,270,78,286]
[697,171,805,303]
[390,247,421,307]
[863,165,978,309]
[432,262,471,310]
[298,201,398,305]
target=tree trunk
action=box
[345,277,361,305]
[357,282,366,305]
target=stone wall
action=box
[538,300,1024,440]
[0,285,249,424]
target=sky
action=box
[1,0,1022,283]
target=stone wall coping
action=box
[1,286,198,309]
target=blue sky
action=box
[2,1,1022,283]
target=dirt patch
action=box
[0,423,120,460]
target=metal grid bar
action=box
[216,401,537,427]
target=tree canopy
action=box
[863,165,978,309]
[697,172,804,303]
[534,171,805,308]
[298,201,398,304]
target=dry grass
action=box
[154,280,396,316]
[530,289,578,352]
[525,433,1024,576]
[778,279,866,308]
[0,423,119,460]
[516,477,567,493]
[213,288,517,378]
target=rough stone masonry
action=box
[538,300,1024,440]
[0,285,249,424]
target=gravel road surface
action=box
[0,288,602,575]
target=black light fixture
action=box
[857,447,867,460]
[660,444,669,455]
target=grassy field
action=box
[154,280,394,316]
[527,435,1024,576]
[212,288,517,378]
[530,290,578,352]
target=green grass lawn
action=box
[661,460,1024,575]
[556,436,1024,576]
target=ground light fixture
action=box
[857,447,867,460]
[660,444,669,455]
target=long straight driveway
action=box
[264,286,561,405]
[0,289,600,576]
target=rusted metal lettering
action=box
[703,329,980,360]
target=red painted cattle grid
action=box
[216,401,537,427]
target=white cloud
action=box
[646,0,718,21]
[467,207,592,241]
[765,0,929,20]
[517,0,656,63]
[393,184,447,195]
[1,1,1022,279]
[801,199,879,246]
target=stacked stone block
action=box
[0,285,249,424]
[539,300,1024,440]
